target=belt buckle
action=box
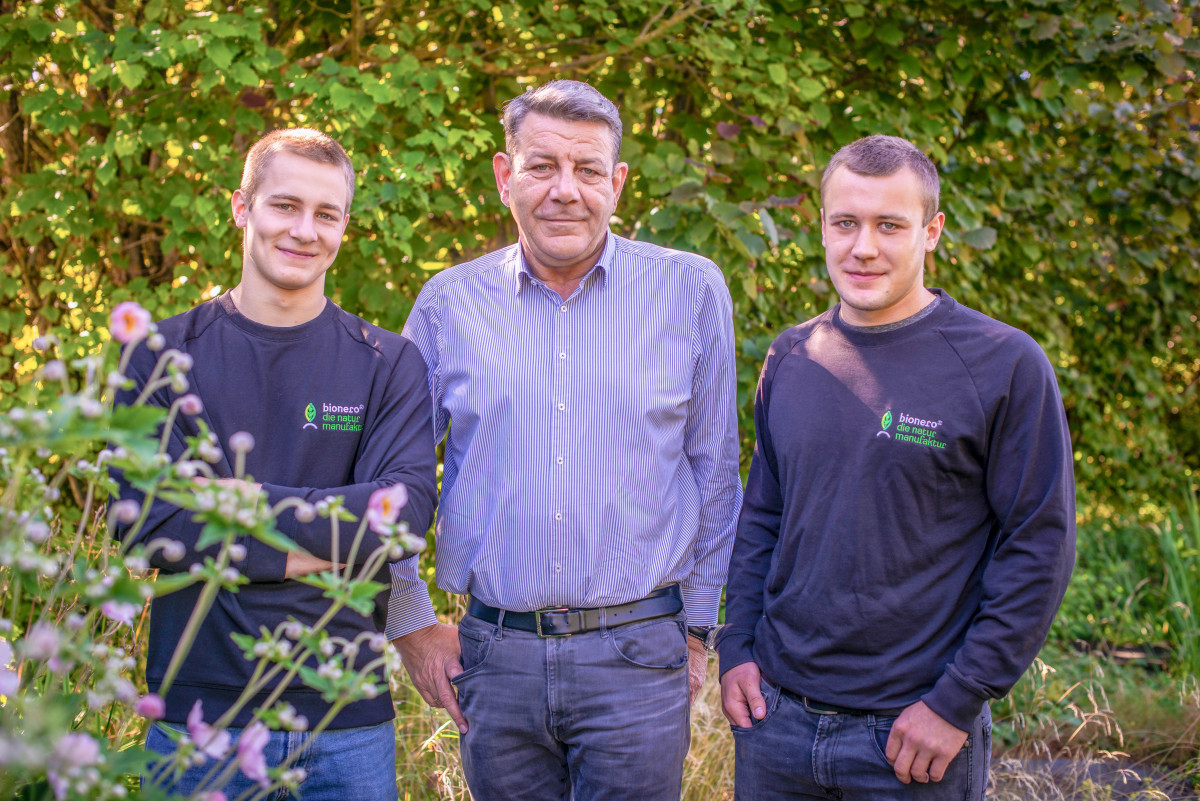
[803,697,839,716]
[534,607,572,638]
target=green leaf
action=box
[115,62,148,90]
[960,226,998,250]
[767,63,788,86]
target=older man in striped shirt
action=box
[386,80,741,800]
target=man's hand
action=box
[884,700,968,784]
[393,623,467,733]
[284,551,336,578]
[686,636,707,705]
[720,660,766,728]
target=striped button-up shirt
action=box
[386,233,741,637]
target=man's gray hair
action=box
[821,135,940,225]
[502,80,623,165]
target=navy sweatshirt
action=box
[718,291,1076,731]
[114,294,437,728]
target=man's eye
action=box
[880,222,897,231]
[276,203,293,211]
[533,164,552,172]
[581,168,597,176]
[837,220,855,229]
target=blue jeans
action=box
[733,678,991,800]
[453,610,691,801]
[145,719,398,801]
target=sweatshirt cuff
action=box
[715,628,756,678]
[680,585,722,626]
[922,669,987,732]
[240,535,289,582]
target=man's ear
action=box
[493,152,513,207]
[231,189,249,229]
[819,208,827,248]
[924,211,946,252]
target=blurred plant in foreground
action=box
[0,303,424,800]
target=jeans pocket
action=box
[729,677,783,733]
[450,616,495,685]
[606,618,688,669]
[868,715,899,768]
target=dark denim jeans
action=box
[145,719,398,801]
[733,679,991,800]
[453,609,690,801]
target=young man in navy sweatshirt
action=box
[115,129,436,800]
[718,135,1075,800]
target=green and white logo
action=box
[302,400,368,432]
[877,409,893,438]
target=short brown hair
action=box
[821,135,940,224]
[502,80,623,165]
[240,128,355,212]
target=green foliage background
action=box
[2,0,1198,517]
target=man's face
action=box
[231,151,350,297]
[493,112,628,281]
[820,166,944,327]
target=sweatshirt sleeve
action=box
[921,340,1077,730]
[258,340,437,577]
[717,336,788,675]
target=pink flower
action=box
[187,700,231,759]
[110,499,140,525]
[134,693,165,720]
[109,302,152,345]
[47,732,100,800]
[0,668,17,697]
[178,394,204,416]
[237,721,271,787]
[366,483,408,534]
[228,431,255,454]
[23,622,60,660]
[201,793,228,801]
[101,600,139,627]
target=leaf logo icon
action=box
[305,403,316,423]
[881,410,893,431]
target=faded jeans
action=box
[733,678,991,800]
[453,609,691,801]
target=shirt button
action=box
[558,352,566,359]
[554,563,562,573]
[555,512,562,521]
[560,305,567,313]
[558,403,565,411]
[556,456,564,465]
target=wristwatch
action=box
[687,625,721,651]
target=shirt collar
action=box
[511,233,615,296]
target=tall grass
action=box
[1159,489,1200,677]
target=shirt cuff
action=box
[385,581,439,640]
[679,584,722,626]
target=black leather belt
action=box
[785,688,907,717]
[467,584,683,637]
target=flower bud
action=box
[147,333,166,351]
[79,399,103,419]
[43,360,66,382]
[178,394,203,416]
[228,431,255,454]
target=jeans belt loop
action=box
[495,609,506,640]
